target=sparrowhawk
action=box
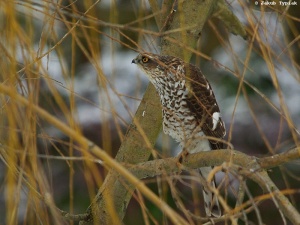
[132,52,226,217]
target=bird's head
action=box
[132,53,161,73]
[132,53,184,86]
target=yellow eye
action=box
[142,56,149,63]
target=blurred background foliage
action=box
[0,0,299,224]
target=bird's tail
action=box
[199,166,221,217]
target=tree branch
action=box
[127,148,300,179]
[258,148,300,169]
[126,148,300,224]
[212,0,248,39]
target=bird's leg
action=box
[176,147,189,167]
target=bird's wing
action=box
[184,63,226,150]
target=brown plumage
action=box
[132,52,226,217]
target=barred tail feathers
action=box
[199,166,221,217]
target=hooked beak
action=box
[131,58,138,64]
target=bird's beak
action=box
[131,58,137,64]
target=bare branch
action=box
[126,148,300,224]
[127,148,300,179]
[212,0,248,39]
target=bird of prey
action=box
[132,52,226,217]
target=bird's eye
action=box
[142,57,149,63]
